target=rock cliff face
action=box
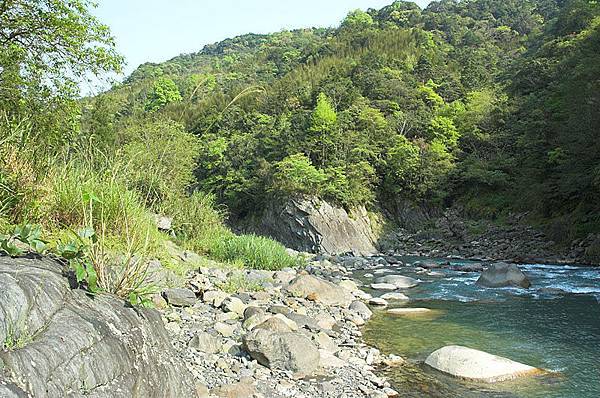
[243,198,382,255]
[0,256,194,398]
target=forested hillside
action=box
[78,0,599,245]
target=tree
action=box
[145,77,182,112]
[342,9,375,30]
[309,93,338,165]
[271,153,327,197]
[0,0,122,100]
[0,0,123,149]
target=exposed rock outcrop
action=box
[242,197,382,255]
[0,255,194,398]
[425,345,542,382]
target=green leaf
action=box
[71,260,86,283]
[82,191,102,204]
[31,239,47,253]
[1,240,24,257]
[77,227,96,240]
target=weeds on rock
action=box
[0,224,47,257]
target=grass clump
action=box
[218,273,266,294]
[209,233,302,271]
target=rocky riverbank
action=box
[156,253,404,398]
[381,215,600,266]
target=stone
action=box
[476,263,531,288]
[243,313,272,331]
[349,300,373,320]
[338,279,359,292]
[319,349,347,368]
[315,331,338,353]
[370,283,398,290]
[254,316,294,333]
[242,329,320,376]
[286,274,354,307]
[425,345,542,382]
[221,296,247,316]
[374,275,418,288]
[368,297,389,307]
[211,380,257,398]
[380,292,409,301]
[214,322,237,337]
[272,313,299,331]
[315,312,337,330]
[0,256,194,397]
[202,290,229,307]
[188,332,222,354]
[195,383,210,398]
[386,308,431,315]
[162,288,196,306]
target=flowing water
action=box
[357,258,600,398]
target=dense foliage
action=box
[80,0,599,244]
[2,0,599,260]
[0,0,302,304]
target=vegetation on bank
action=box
[82,0,600,247]
[0,0,301,304]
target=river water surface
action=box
[356,258,600,397]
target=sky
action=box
[90,0,431,86]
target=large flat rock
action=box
[286,274,353,307]
[0,256,194,397]
[425,345,541,382]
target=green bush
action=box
[167,191,229,253]
[209,233,302,270]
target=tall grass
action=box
[1,114,301,305]
[209,233,302,271]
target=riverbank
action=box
[156,252,404,397]
[380,216,600,266]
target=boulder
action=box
[368,297,388,307]
[380,292,409,301]
[188,332,222,354]
[241,197,382,255]
[374,275,418,288]
[162,287,196,306]
[286,274,353,307]
[476,263,531,288]
[0,256,194,397]
[386,308,431,315]
[349,300,373,320]
[370,283,398,290]
[242,329,320,376]
[425,345,541,382]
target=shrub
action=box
[167,191,229,254]
[117,119,200,209]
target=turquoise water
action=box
[359,258,600,398]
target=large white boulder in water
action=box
[374,275,418,288]
[425,345,541,382]
[476,262,531,288]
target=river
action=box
[355,257,600,397]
